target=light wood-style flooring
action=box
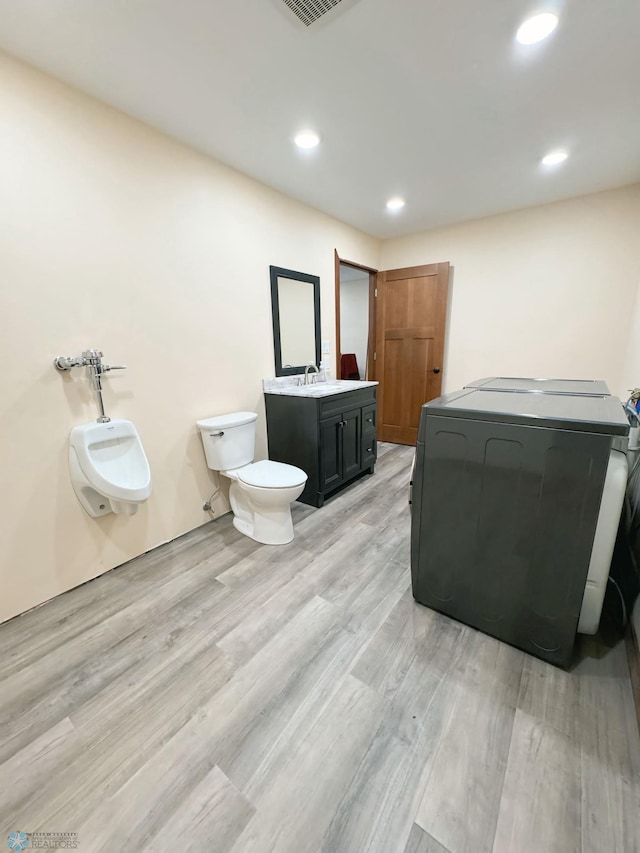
[1,443,639,852]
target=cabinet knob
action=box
[366,446,373,453]
[432,367,441,374]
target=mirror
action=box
[270,265,321,376]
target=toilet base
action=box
[232,514,294,546]
[228,479,297,546]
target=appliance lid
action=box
[237,460,307,488]
[424,389,629,436]
[196,412,257,430]
[465,376,611,396]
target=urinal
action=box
[69,419,152,517]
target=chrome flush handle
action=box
[53,348,127,424]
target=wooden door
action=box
[376,262,449,446]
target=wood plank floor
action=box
[1,442,639,853]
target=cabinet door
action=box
[342,408,362,479]
[320,415,343,491]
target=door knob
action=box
[432,368,441,374]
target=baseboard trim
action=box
[627,619,640,735]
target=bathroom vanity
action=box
[264,380,378,507]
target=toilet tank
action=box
[196,412,257,471]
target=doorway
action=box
[334,251,377,382]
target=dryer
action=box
[411,388,628,666]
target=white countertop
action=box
[264,379,378,398]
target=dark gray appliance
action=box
[465,376,610,395]
[411,389,628,667]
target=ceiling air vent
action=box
[282,0,345,26]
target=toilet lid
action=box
[237,460,307,489]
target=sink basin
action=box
[303,383,344,395]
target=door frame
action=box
[334,250,378,381]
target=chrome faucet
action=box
[304,363,319,385]
[54,349,126,422]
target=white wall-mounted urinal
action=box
[69,419,152,517]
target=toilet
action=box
[196,412,307,545]
[69,419,152,517]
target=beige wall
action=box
[381,185,640,398]
[0,53,379,624]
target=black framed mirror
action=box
[269,265,321,376]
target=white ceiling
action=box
[0,0,639,238]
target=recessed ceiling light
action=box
[516,12,559,45]
[294,130,320,149]
[541,149,569,166]
[386,197,405,212]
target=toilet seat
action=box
[236,460,307,489]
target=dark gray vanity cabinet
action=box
[265,386,377,507]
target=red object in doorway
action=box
[341,353,360,380]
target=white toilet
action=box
[197,412,307,545]
[69,419,152,517]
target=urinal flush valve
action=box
[54,349,126,374]
[54,349,126,423]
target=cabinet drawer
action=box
[319,387,376,419]
[362,403,377,436]
[362,437,377,468]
